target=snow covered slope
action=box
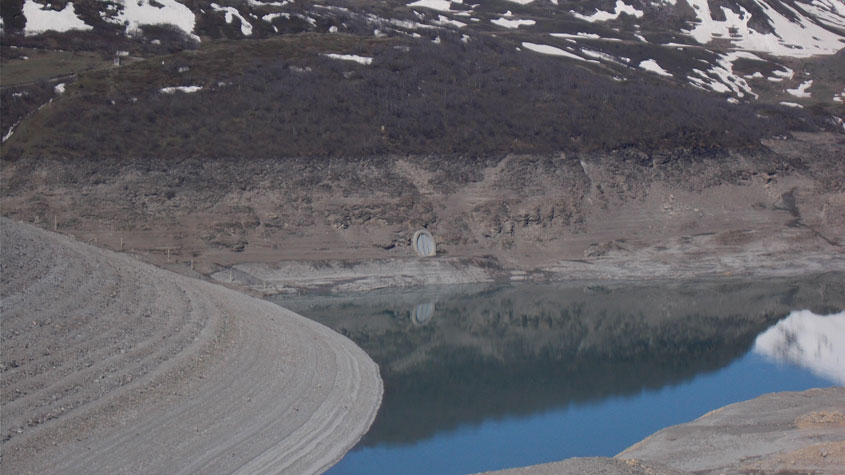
[10,0,842,52]
[3,0,844,107]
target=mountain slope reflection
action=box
[278,274,844,447]
[754,309,845,384]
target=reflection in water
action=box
[754,309,845,384]
[411,302,435,326]
[278,273,845,449]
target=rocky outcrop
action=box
[481,387,845,474]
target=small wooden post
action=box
[228,268,233,282]
[166,248,171,262]
[190,258,194,270]
[120,236,124,250]
[54,215,57,231]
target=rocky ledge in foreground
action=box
[481,387,845,474]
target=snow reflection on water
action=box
[280,275,845,475]
[754,309,845,385]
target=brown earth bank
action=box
[0,218,382,474]
[480,387,845,475]
[2,132,843,294]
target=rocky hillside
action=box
[1,0,843,159]
[2,132,843,287]
[2,0,843,286]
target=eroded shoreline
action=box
[3,134,843,296]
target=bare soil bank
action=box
[2,133,843,293]
[0,219,382,474]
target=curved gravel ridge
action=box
[0,218,382,474]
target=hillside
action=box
[1,0,844,288]
[1,0,843,159]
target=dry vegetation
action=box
[2,32,830,162]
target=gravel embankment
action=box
[0,218,382,474]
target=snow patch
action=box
[753,310,845,385]
[22,0,92,36]
[552,32,601,40]
[792,0,845,31]
[521,42,593,62]
[683,0,845,58]
[663,42,694,49]
[211,3,253,36]
[54,83,66,94]
[407,0,460,13]
[768,67,795,82]
[549,32,622,42]
[779,101,803,108]
[571,0,643,23]
[581,48,629,65]
[263,12,289,22]
[787,80,813,98]
[492,17,535,28]
[247,0,290,7]
[3,118,22,143]
[107,0,198,41]
[688,52,762,99]
[160,85,203,94]
[434,15,466,27]
[773,68,794,79]
[323,54,373,65]
[638,59,672,77]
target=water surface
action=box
[276,273,845,475]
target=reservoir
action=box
[275,273,844,475]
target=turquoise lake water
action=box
[276,273,844,475]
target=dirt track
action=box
[0,218,382,474]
